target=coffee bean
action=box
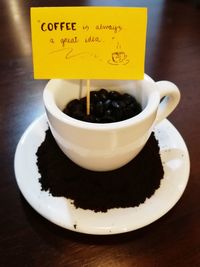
[90,91,99,103]
[104,99,112,109]
[122,93,137,105]
[109,91,121,100]
[98,88,109,101]
[94,100,104,116]
[111,100,120,109]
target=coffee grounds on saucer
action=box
[36,130,164,212]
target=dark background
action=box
[0,0,200,266]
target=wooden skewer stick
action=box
[86,79,90,115]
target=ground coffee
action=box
[36,129,164,212]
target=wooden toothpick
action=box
[86,79,90,115]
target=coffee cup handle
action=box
[155,80,181,124]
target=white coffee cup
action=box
[43,74,180,171]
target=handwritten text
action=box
[41,22,77,31]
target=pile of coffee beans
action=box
[63,89,142,123]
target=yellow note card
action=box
[31,7,147,80]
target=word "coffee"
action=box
[41,22,77,31]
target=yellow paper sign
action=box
[31,7,147,80]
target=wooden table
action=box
[0,0,199,266]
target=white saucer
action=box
[14,115,190,235]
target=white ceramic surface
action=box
[14,114,190,235]
[43,76,180,171]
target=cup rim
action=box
[43,77,160,131]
